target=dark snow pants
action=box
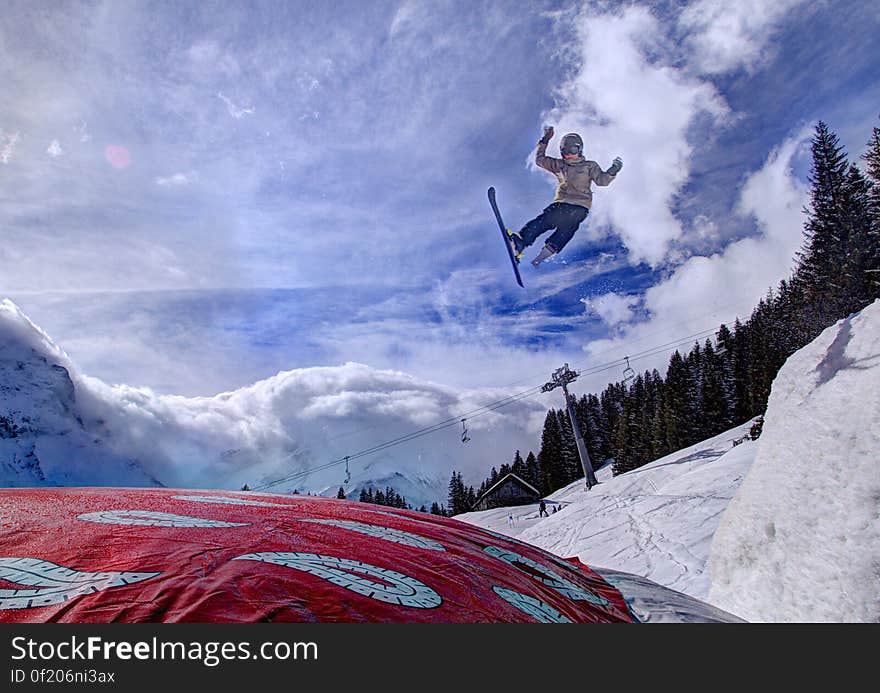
[519,202,589,254]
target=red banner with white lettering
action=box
[0,487,635,623]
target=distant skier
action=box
[509,126,622,266]
[539,499,548,517]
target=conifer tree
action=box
[554,408,580,487]
[648,370,669,460]
[536,410,564,494]
[511,450,526,478]
[447,471,464,515]
[838,163,876,312]
[580,393,607,468]
[337,487,346,500]
[701,339,732,436]
[798,121,851,325]
[862,122,880,292]
[489,466,499,486]
[524,451,539,489]
[663,351,689,451]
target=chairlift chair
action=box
[622,356,635,384]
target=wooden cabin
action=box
[471,473,541,511]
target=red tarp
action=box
[0,487,636,623]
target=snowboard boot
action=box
[531,243,557,266]
[506,229,526,262]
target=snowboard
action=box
[488,187,524,288]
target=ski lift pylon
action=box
[344,456,351,484]
[461,419,471,444]
[622,356,635,383]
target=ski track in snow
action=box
[458,420,760,602]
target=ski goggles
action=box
[562,144,582,156]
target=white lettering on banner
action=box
[172,495,287,507]
[492,586,572,623]
[483,545,609,606]
[0,557,159,610]
[301,519,446,551]
[233,552,442,609]
[77,510,248,527]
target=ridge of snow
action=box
[708,299,880,622]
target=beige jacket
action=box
[536,138,617,208]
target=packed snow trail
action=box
[457,420,758,602]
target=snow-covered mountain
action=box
[0,301,159,487]
[461,300,880,622]
[0,299,545,506]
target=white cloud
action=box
[217,92,255,119]
[389,1,422,37]
[156,171,197,187]
[581,129,811,379]
[0,130,20,164]
[679,0,808,75]
[582,293,639,329]
[737,126,812,242]
[543,5,729,267]
[0,299,547,504]
[46,140,63,157]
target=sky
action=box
[462,298,880,621]
[2,0,880,405]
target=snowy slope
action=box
[708,300,880,622]
[458,419,759,602]
[461,300,880,622]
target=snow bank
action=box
[708,300,880,622]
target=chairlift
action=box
[344,456,351,484]
[461,419,471,444]
[622,356,635,384]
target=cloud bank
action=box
[0,299,548,506]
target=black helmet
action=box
[560,133,583,157]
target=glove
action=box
[540,125,554,144]
[608,156,623,175]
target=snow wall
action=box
[708,300,880,622]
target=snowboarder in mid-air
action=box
[509,126,622,266]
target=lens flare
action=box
[104,144,132,169]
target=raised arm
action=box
[536,126,562,173]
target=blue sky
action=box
[2,0,879,398]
